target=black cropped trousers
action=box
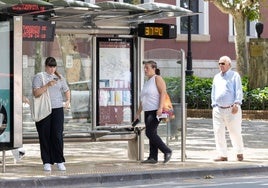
[36,107,65,165]
[144,110,172,161]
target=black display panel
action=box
[23,20,55,41]
[7,3,53,15]
[138,23,177,39]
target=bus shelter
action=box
[0,1,191,172]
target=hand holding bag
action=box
[31,72,52,122]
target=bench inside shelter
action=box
[23,124,145,161]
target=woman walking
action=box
[134,60,172,164]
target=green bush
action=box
[164,76,268,110]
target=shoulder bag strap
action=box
[41,72,50,98]
[41,72,45,85]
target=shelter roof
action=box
[0,0,196,31]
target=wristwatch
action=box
[234,103,240,107]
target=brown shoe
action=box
[214,157,228,162]
[237,154,243,161]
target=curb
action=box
[2,165,268,188]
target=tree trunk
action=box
[210,0,253,76]
[34,42,42,75]
[57,34,82,83]
[233,12,248,76]
[248,38,268,89]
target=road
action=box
[88,174,268,188]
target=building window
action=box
[180,0,199,34]
[228,15,257,42]
[123,0,144,4]
[176,0,209,37]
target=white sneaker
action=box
[44,163,51,171]
[57,163,66,171]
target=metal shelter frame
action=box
[0,0,193,172]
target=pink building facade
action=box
[143,0,268,77]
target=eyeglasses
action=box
[218,62,225,66]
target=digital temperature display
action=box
[145,26,163,36]
[23,20,55,41]
[138,23,177,39]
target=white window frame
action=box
[228,15,258,43]
[84,0,95,4]
[176,0,210,42]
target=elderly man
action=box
[211,56,244,162]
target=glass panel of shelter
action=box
[22,34,93,134]
[144,48,183,144]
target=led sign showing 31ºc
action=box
[137,23,177,39]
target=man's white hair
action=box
[219,56,231,65]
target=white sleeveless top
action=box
[140,75,160,111]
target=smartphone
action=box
[53,78,59,81]
[132,119,140,127]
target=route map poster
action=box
[97,38,133,126]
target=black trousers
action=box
[36,107,65,164]
[144,110,172,161]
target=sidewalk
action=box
[1,118,268,187]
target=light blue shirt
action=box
[211,69,243,107]
[32,72,69,109]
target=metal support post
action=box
[180,49,186,162]
[2,150,6,173]
[137,127,144,161]
[166,121,170,146]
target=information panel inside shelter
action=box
[97,38,133,126]
[0,21,11,143]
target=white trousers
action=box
[212,106,244,157]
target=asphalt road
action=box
[89,173,268,188]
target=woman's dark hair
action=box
[45,57,61,79]
[143,60,161,75]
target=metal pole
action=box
[2,150,6,173]
[166,121,170,146]
[186,0,193,76]
[180,49,186,162]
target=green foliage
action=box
[243,87,268,110]
[244,2,260,21]
[164,76,268,110]
[185,76,213,109]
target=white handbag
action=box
[31,72,52,122]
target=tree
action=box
[205,0,261,76]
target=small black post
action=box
[186,0,193,76]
